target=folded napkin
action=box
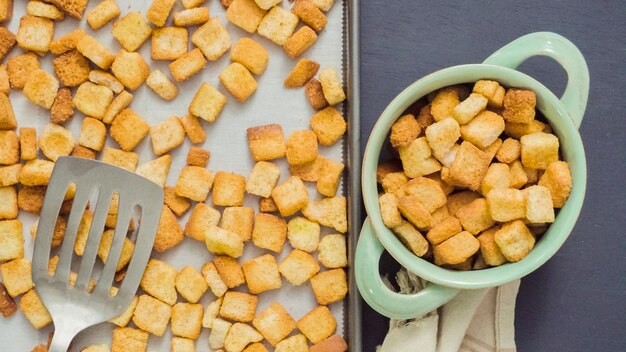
[377,269,520,352]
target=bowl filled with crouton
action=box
[355,32,589,319]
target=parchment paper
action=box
[0,0,347,350]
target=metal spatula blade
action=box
[32,157,164,352]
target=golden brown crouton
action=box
[292,0,327,32]
[525,185,555,223]
[0,258,33,297]
[455,198,495,235]
[19,159,54,186]
[26,1,64,20]
[398,137,440,178]
[7,52,39,89]
[259,197,278,213]
[311,335,348,352]
[430,88,460,122]
[476,227,507,266]
[20,289,52,329]
[212,171,246,206]
[286,130,318,165]
[173,7,210,27]
[317,158,344,197]
[252,213,287,252]
[0,219,22,261]
[520,132,560,170]
[0,94,15,130]
[247,124,286,161]
[209,318,232,350]
[219,62,257,102]
[220,291,258,322]
[180,115,206,144]
[17,15,54,53]
[473,80,505,108]
[390,114,420,148]
[224,323,264,352]
[153,205,184,252]
[433,231,479,265]
[202,296,223,328]
[150,116,185,155]
[397,177,447,212]
[289,155,326,181]
[397,195,433,229]
[297,305,337,344]
[0,186,17,219]
[272,176,309,216]
[287,216,320,252]
[310,269,347,305]
[494,220,535,262]
[86,0,120,30]
[319,67,345,106]
[169,48,207,82]
[151,27,188,61]
[101,147,138,171]
[76,35,115,70]
[140,259,178,305]
[379,193,402,228]
[538,160,571,208]
[0,27,16,61]
[278,249,319,286]
[226,0,266,33]
[496,138,521,163]
[110,108,149,151]
[284,25,317,59]
[0,65,8,95]
[146,70,179,101]
[49,28,84,55]
[202,262,228,298]
[164,187,191,217]
[242,254,282,294]
[305,78,329,110]
[503,89,536,123]
[189,83,227,123]
[448,141,491,191]
[79,117,106,151]
[132,294,172,336]
[426,216,462,245]
[284,58,319,87]
[73,82,113,120]
[37,123,73,161]
[111,327,148,352]
[276,334,308,352]
[310,107,346,146]
[392,220,429,257]
[171,338,194,352]
[171,303,204,339]
[0,164,21,187]
[185,203,220,241]
[52,50,89,87]
[186,147,210,168]
[214,255,246,288]
[89,70,124,94]
[253,303,296,346]
[103,90,132,124]
[318,234,347,268]
[136,155,172,188]
[246,161,279,198]
[302,196,347,233]
[112,12,152,52]
[486,188,526,222]
[451,93,488,125]
[147,0,177,27]
[23,69,59,110]
[258,6,299,45]
[205,226,244,258]
[231,37,268,75]
[481,162,510,196]
[192,17,231,61]
[111,50,150,91]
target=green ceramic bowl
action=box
[355,32,589,319]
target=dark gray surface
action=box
[358,1,626,351]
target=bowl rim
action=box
[362,64,587,289]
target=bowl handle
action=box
[355,218,460,319]
[483,32,589,129]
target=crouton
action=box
[219,62,257,102]
[305,78,329,110]
[247,124,286,161]
[486,188,526,222]
[189,83,226,123]
[495,138,521,164]
[472,80,504,108]
[111,327,148,352]
[276,334,308,352]
[224,323,263,351]
[0,27,15,60]
[112,12,152,51]
[0,186,17,219]
[184,203,220,241]
[520,132,560,170]
[278,249,319,287]
[502,89,536,123]
[0,258,33,297]
[7,52,39,89]
[283,25,317,59]
[154,204,184,252]
[318,234,347,268]
[17,15,53,53]
[245,161,279,198]
[504,120,545,140]
[284,57,319,87]
[271,176,309,216]
[111,50,150,91]
[259,197,278,213]
[76,35,115,70]
[525,185,555,223]
[424,117,459,159]
[0,66,8,95]
[257,6,299,45]
[202,296,222,328]
[202,262,228,297]
[0,283,16,317]
[173,7,209,27]
[448,141,491,191]
[380,172,408,195]
[310,335,348,352]
[192,17,231,61]
[209,319,232,350]
[180,115,206,145]
[101,147,138,171]
[310,268,347,305]
[494,220,535,262]
[317,159,344,197]
[79,117,106,151]
[136,155,172,189]
[103,91,132,124]
[398,137,440,178]
[242,254,282,294]
[19,160,54,186]
[205,226,244,258]
[183,147,210,168]
[110,109,149,151]
[429,88,459,122]
[147,0,177,27]
[145,70,178,101]
[73,143,97,159]
[480,162,510,197]
[132,294,172,336]
[425,216,461,245]
[476,227,507,266]
[319,67,345,106]
[379,193,402,228]
[148,116,185,156]
[285,217,319,252]
[87,0,120,29]
[52,49,89,87]
[213,255,245,289]
[26,1,63,20]
[302,196,347,233]
[211,171,245,206]
[0,130,18,165]
[89,70,124,94]
[151,27,188,61]
[226,0,266,33]
[0,219,22,262]
[23,69,59,110]
[169,48,207,82]
[455,198,495,234]
[49,28,84,55]
[163,187,191,217]
[253,303,296,346]
[286,130,318,166]
[538,161,571,208]
[390,114,420,148]
[171,303,203,339]
[251,213,286,252]
[220,207,254,242]
[292,0,327,31]
[392,221,429,256]
[507,159,528,189]
[450,93,488,125]
[397,177,447,213]
[0,164,21,187]
[20,289,52,329]
[97,229,134,272]
[231,37,268,75]
[74,82,113,120]
[38,123,74,161]
[140,259,178,305]
[397,195,433,229]
[171,338,195,352]
[297,305,336,344]
[433,231,479,265]
[289,155,326,182]
[459,110,505,149]
[220,291,258,322]
[310,107,346,146]
[254,0,280,10]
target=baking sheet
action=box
[0,0,354,350]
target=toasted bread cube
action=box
[73,210,95,256]
[460,110,505,149]
[242,254,282,294]
[451,93,488,125]
[253,303,296,346]
[210,319,232,350]
[278,249,319,286]
[20,289,51,329]
[175,266,208,304]
[495,138,521,164]
[211,171,245,206]
[0,66,8,95]
[0,93,14,130]
[494,220,535,262]
[6,52,39,90]
[23,69,59,110]
[171,337,195,352]
[26,1,64,20]
[110,109,149,151]
[426,216,461,245]
[302,196,347,233]
[132,294,172,336]
[202,296,223,328]
[481,162,510,196]
[482,138,502,162]
[292,0,326,31]
[397,195,433,229]
[49,0,88,19]
[146,70,178,101]
[252,213,286,252]
[310,335,348,352]
[140,259,178,305]
[317,159,344,197]
[76,35,115,70]
[398,177,447,213]
[504,120,546,139]
[0,186,17,219]
[381,172,409,194]
[101,147,138,171]
[112,12,152,51]
[525,185,555,223]
[17,15,53,53]
[230,38,268,75]
[170,48,207,82]
[476,227,507,266]
[486,188,526,222]
[0,258,33,297]
[181,148,209,169]
[287,217,319,252]
[284,57,319,87]
[430,88,459,122]
[254,0,280,10]
[283,25,317,59]
[0,130,18,165]
[305,78,329,110]
[147,0,176,27]
[257,6,299,45]
[219,207,254,242]
[318,234,347,269]
[0,164,21,186]
[310,107,346,146]
[455,198,495,235]
[103,90,132,124]
[220,291,257,322]
[272,176,309,216]
[87,0,120,29]
[520,132,560,170]
[185,203,220,241]
[50,88,74,125]
[188,83,226,123]
[89,70,124,94]
[432,202,451,224]
[224,323,263,351]
[538,161,571,208]
[297,306,336,344]
[0,27,15,61]
[379,193,402,228]
[174,7,209,26]
[111,50,150,90]
[202,262,228,298]
[392,220,428,256]
[112,327,148,352]
[0,284,16,317]
[433,231,479,265]
[154,204,184,252]
[319,67,345,106]
[390,114,420,148]
[286,130,318,166]
[213,255,245,289]
[97,229,133,272]
[74,82,113,120]
[226,0,266,33]
[78,117,106,152]
[179,115,205,145]
[259,197,277,213]
[191,17,231,61]
[205,226,244,258]
[52,50,89,87]
[149,116,184,155]
[245,161,279,198]
[247,124,286,161]
[473,80,504,107]
[398,137,433,177]
[49,28,84,55]
[164,187,191,217]
[219,63,257,102]
[19,160,53,186]
[503,89,536,123]
[508,159,528,189]
[150,27,188,61]
[310,268,347,305]
[171,303,203,339]
[0,219,22,261]
[448,141,491,191]
[38,123,74,162]
[275,334,308,352]
[289,155,326,182]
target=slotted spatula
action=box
[32,157,164,352]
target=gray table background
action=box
[358,1,626,351]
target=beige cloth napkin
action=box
[377,269,520,352]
